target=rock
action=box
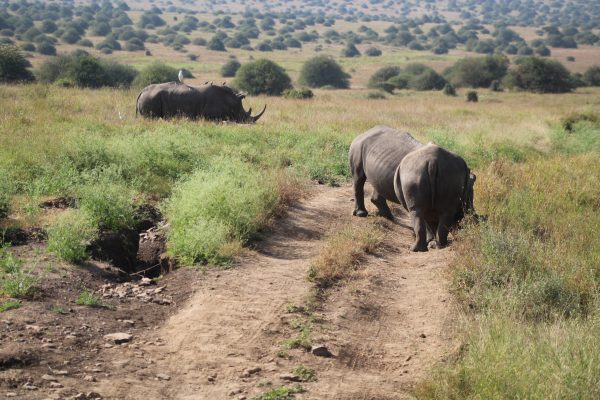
[83,375,96,382]
[122,320,135,326]
[6,393,17,397]
[23,383,38,390]
[207,374,217,383]
[228,388,242,396]
[280,373,302,382]
[139,277,154,286]
[42,374,58,381]
[420,333,427,338]
[103,333,132,344]
[241,367,261,377]
[49,382,64,389]
[311,344,333,357]
[157,373,170,381]
[54,370,69,375]
[72,392,102,400]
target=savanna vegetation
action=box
[1,0,599,398]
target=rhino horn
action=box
[251,104,267,122]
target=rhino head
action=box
[241,104,267,123]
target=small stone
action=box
[50,382,64,389]
[311,344,333,358]
[54,370,69,375]
[42,374,58,381]
[405,355,412,362]
[86,392,103,400]
[83,375,96,382]
[139,278,153,286]
[42,343,57,349]
[157,373,170,381]
[228,388,242,396]
[420,333,427,338]
[103,332,133,344]
[6,393,17,397]
[23,383,38,390]
[279,373,301,382]
[241,367,261,377]
[122,320,135,326]
[207,374,217,383]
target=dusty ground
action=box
[1,184,457,399]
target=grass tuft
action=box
[253,385,305,400]
[75,289,102,307]
[0,299,21,312]
[47,209,98,263]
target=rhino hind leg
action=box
[352,172,368,218]
[435,213,455,248]
[408,210,428,252]
[371,191,394,220]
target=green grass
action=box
[0,299,21,312]
[46,209,98,263]
[0,246,37,299]
[75,289,103,307]
[253,385,305,400]
[291,366,317,382]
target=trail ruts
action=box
[95,184,457,399]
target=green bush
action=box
[504,57,574,93]
[0,44,34,83]
[65,55,108,88]
[466,90,479,102]
[446,55,509,88]
[409,68,447,91]
[36,41,56,55]
[47,209,98,263]
[341,42,360,57]
[132,62,178,87]
[368,66,401,93]
[364,47,382,56]
[443,83,457,96]
[298,56,350,89]
[76,183,136,231]
[221,59,241,77]
[583,65,600,86]
[282,88,314,99]
[164,157,279,264]
[234,59,292,96]
[207,36,226,51]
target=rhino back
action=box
[399,144,468,215]
[350,126,423,203]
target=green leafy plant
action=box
[75,289,102,307]
[47,209,98,263]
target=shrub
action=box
[21,42,35,52]
[100,61,138,88]
[65,55,108,88]
[364,47,382,56]
[446,55,509,88]
[125,38,144,51]
[36,41,56,55]
[0,172,13,220]
[443,83,457,96]
[234,59,292,96]
[207,36,226,51]
[0,44,34,83]
[78,38,93,47]
[504,57,574,93]
[75,289,102,306]
[221,59,241,77]
[366,91,386,99]
[165,157,279,264]
[409,69,447,91]
[132,62,178,87]
[61,29,81,44]
[466,90,478,102]
[298,56,350,89]
[341,42,360,57]
[489,79,502,92]
[282,88,314,99]
[368,66,401,93]
[47,209,98,263]
[583,66,600,86]
[192,37,207,46]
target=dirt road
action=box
[92,184,456,400]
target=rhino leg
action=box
[408,210,428,252]
[426,220,437,243]
[371,191,393,220]
[352,171,368,218]
[435,213,454,248]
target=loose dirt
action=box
[2,184,457,399]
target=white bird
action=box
[178,69,184,84]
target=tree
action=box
[221,60,241,77]
[364,47,382,57]
[133,62,178,87]
[299,56,350,89]
[582,66,600,86]
[446,55,509,88]
[234,59,292,96]
[504,57,574,93]
[37,41,56,55]
[0,44,34,82]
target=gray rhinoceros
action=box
[136,82,266,123]
[349,125,476,252]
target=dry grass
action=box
[308,220,381,289]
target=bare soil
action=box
[1,184,456,399]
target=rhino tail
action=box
[427,160,437,210]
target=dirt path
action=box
[95,184,456,400]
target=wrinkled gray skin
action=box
[349,126,476,252]
[136,82,266,123]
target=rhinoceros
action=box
[135,82,266,123]
[349,126,476,252]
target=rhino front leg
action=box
[409,210,428,252]
[352,173,368,217]
[371,191,393,220]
